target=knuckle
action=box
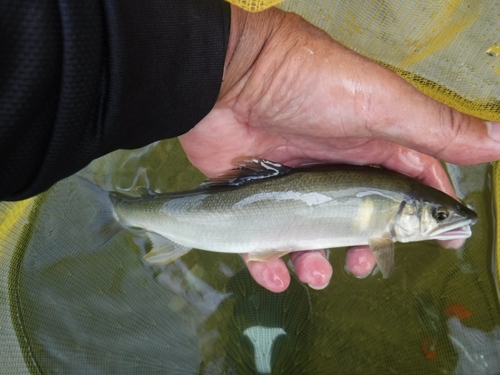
[434,106,469,158]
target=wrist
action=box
[220,5,287,98]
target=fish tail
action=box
[75,177,124,247]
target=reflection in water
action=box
[144,259,314,374]
[200,270,314,374]
[243,327,287,374]
[448,317,500,375]
[156,259,232,314]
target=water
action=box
[7,139,500,374]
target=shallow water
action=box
[8,139,500,374]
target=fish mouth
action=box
[428,219,474,240]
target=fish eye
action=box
[433,207,449,221]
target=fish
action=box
[78,158,477,278]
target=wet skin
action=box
[179,6,500,292]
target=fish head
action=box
[393,195,477,243]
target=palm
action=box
[179,103,453,195]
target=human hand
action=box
[179,6,500,292]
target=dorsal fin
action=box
[198,158,294,188]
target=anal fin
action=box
[368,237,395,278]
[144,232,192,264]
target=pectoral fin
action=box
[368,237,395,278]
[247,250,290,262]
[144,232,192,264]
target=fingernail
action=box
[307,269,329,290]
[260,266,290,293]
[486,121,500,142]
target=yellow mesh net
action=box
[226,0,283,12]
[232,0,500,121]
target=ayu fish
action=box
[80,159,477,278]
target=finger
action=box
[243,254,291,293]
[439,238,466,250]
[366,69,500,164]
[344,246,376,278]
[379,147,457,197]
[286,143,457,198]
[289,250,332,290]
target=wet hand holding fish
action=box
[80,159,477,278]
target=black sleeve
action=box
[0,0,230,201]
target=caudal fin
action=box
[75,177,124,247]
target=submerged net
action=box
[0,140,498,375]
[1,1,500,374]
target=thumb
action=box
[368,76,500,165]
